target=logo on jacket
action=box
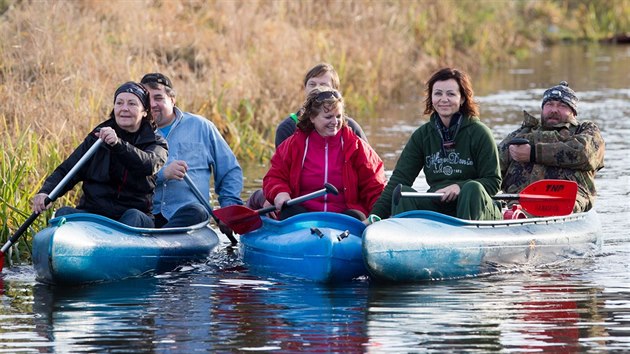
[426,151,473,176]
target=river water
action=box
[1,44,629,352]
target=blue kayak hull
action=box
[363,210,602,282]
[239,212,367,282]
[32,213,219,285]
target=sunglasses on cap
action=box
[140,73,172,88]
[315,90,341,102]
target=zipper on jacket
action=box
[324,141,328,212]
[117,169,128,199]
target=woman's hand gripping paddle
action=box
[393,179,578,217]
[213,183,339,235]
[0,138,104,271]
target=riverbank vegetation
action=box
[1,0,628,264]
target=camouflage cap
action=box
[542,81,578,116]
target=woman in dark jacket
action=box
[32,81,168,227]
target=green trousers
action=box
[393,181,502,221]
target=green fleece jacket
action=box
[371,113,501,218]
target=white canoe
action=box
[362,210,602,282]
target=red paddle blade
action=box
[518,179,578,216]
[213,205,263,235]
[0,252,4,272]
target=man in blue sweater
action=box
[141,73,243,237]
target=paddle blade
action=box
[0,252,4,272]
[213,205,263,235]
[519,179,578,216]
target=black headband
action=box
[114,81,150,110]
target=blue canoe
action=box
[239,212,367,282]
[363,210,602,282]
[32,213,219,285]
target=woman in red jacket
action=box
[263,87,386,221]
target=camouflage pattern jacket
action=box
[498,111,605,212]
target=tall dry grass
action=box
[0,1,560,146]
[1,0,628,264]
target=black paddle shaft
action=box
[183,174,239,245]
[1,209,43,253]
[256,183,339,215]
[0,138,103,255]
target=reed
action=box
[1,0,628,263]
[0,121,69,265]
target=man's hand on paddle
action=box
[163,160,188,180]
[508,144,532,163]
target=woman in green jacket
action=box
[370,67,502,221]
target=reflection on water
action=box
[1,44,630,352]
[365,264,617,352]
[5,260,630,352]
[11,267,371,352]
[213,278,370,352]
[32,278,162,352]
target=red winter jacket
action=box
[263,125,386,216]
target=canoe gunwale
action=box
[393,210,592,228]
[48,213,213,235]
[255,211,366,235]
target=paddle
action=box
[393,179,578,217]
[213,183,339,235]
[0,138,104,271]
[182,174,238,245]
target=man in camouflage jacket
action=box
[498,81,605,213]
